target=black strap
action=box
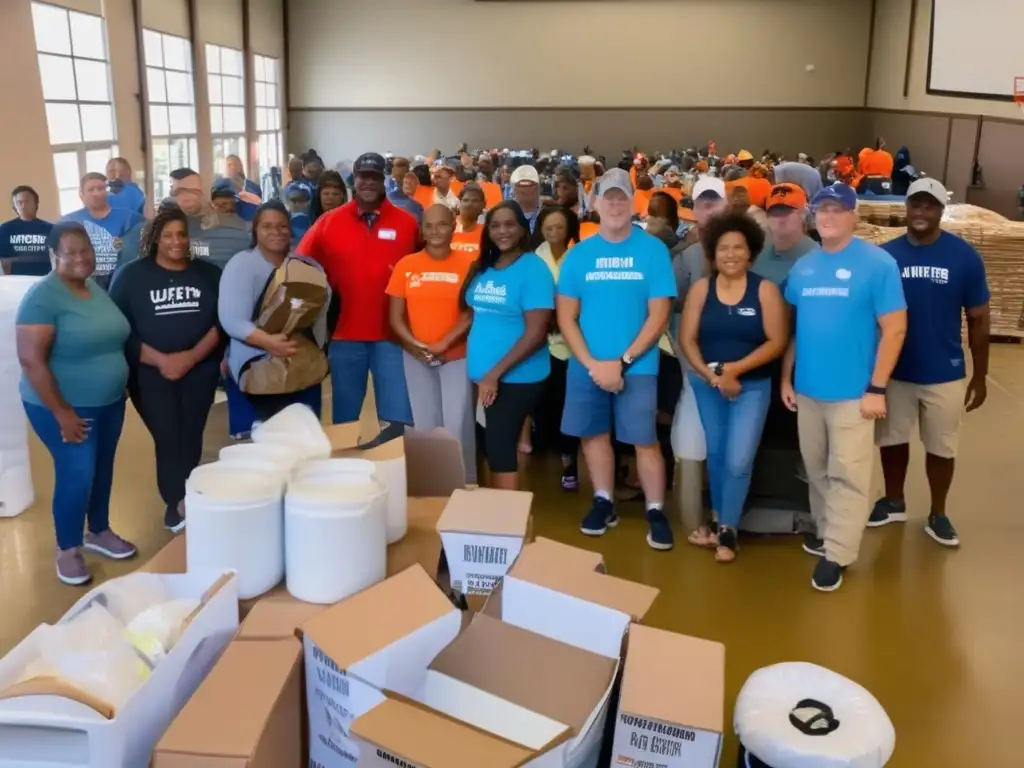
[788,698,840,736]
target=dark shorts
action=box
[561,365,658,446]
[483,380,546,473]
[657,351,683,416]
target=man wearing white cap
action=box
[556,168,678,551]
[871,178,990,548]
[510,165,542,232]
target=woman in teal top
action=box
[16,222,136,587]
[463,201,554,491]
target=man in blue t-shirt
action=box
[782,182,907,592]
[557,168,678,551]
[871,178,990,548]
[225,154,263,221]
[63,172,145,289]
[0,185,52,276]
[105,157,146,216]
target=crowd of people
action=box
[4,138,991,594]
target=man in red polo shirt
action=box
[297,152,419,427]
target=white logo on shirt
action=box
[901,265,949,284]
[7,234,46,253]
[835,268,852,280]
[802,287,850,297]
[473,280,507,305]
[151,286,201,315]
[736,307,757,317]
[408,271,459,289]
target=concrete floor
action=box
[4,346,1024,766]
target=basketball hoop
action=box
[1015,77,1024,116]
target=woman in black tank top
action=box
[678,213,789,562]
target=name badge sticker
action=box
[378,228,397,241]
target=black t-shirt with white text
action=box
[0,218,53,275]
[108,256,223,371]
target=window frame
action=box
[144,29,199,203]
[31,1,119,215]
[253,53,283,188]
[206,43,247,178]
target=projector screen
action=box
[928,0,1024,98]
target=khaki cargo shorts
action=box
[875,379,965,459]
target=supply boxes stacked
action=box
[342,539,661,768]
[0,570,238,768]
[0,276,40,517]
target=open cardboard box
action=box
[0,570,238,768]
[298,564,463,767]
[436,488,534,610]
[610,625,726,768]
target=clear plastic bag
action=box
[124,598,200,664]
[101,573,171,625]
[252,403,331,459]
[26,604,150,711]
[671,380,706,461]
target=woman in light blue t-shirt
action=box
[16,222,136,587]
[463,201,555,490]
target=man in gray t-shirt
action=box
[169,167,251,269]
[751,183,817,286]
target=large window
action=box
[254,54,283,188]
[206,43,246,178]
[145,30,198,202]
[31,2,119,214]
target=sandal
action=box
[687,523,719,548]
[715,526,738,563]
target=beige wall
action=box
[0,0,284,222]
[288,0,874,109]
[868,0,1023,120]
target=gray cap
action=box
[597,167,633,199]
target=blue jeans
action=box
[223,375,260,438]
[24,399,126,550]
[687,374,771,528]
[328,340,412,425]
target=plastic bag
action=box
[671,379,706,461]
[101,573,171,625]
[27,604,150,711]
[253,403,331,459]
[124,598,200,663]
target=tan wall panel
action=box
[141,0,189,37]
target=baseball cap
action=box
[737,149,754,162]
[906,177,947,205]
[597,167,633,199]
[810,183,858,211]
[285,182,310,200]
[510,165,540,186]
[353,152,386,176]
[210,178,236,198]
[766,183,808,212]
[692,177,727,201]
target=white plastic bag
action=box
[27,604,150,711]
[101,573,171,625]
[252,403,331,460]
[124,598,200,663]
[671,379,706,461]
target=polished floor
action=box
[4,349,1024,767]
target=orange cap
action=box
[766,183,808,211]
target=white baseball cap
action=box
[692,177,727,201]
[597,168,634,199]
[906,177,948,205]
[510,165,540,186]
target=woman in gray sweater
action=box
[217,200,330,422]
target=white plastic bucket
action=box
[284,473,387,604]
[184,462,285,600]
[293,458,376,482]
[252,403,331,460]
[219,441,301,472]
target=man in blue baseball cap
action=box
[781,182,907,592]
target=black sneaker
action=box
[802,533,825,557]
[867,498,907,527]
[580,497,618,536]
[925,514,959,548]
[811,558,846,592]
[645,508,674,551]
[164,505,186,534]
[560,464,579,492]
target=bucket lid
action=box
[186,462,285,501]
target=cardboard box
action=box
[351,697,541,767]
[436,488,533,601]
[325,421,361,452]
[299,565,462,766]
[527,536,605,574]
[610,625,725,768]
[239,598,329,641]
[334,428,467,498]
[495,543,660,659]
[424,613,616,766]
[153,638,303,768]
[137,534,186,574]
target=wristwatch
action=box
[621,354,635,371]
[711,362,725,376]
[866,384,887,395]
